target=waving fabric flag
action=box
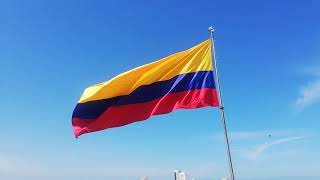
[72,39,219,138]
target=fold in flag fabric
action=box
[72,39,219,138]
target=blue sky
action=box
[0,0,320,180]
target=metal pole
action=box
[208,26,236,180]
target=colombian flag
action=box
[72,39,219,138]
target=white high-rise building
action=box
[174,170,189,180]
[141,176,149,180]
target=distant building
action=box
[174,170,189,180]
[221,178,229,180]
[141,176,149,180]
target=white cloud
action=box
[0,153,172,180]
[211,130,313,161]
[246,136,306,160]
[295,65,320,109]
[0,154,44,178]
[296,80,320,109]
[302,65,320,77]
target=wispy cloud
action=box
[212,130,313,161]
[296,80,320,109]
[246,136,306,160]
[0,153,171,179]
[0,154,43,178]
[295,65,320,109]
[302,65,320,77]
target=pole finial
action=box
[208,26,215,33]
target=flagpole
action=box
[208,26,236,180]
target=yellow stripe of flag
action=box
[79,39,212,103]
